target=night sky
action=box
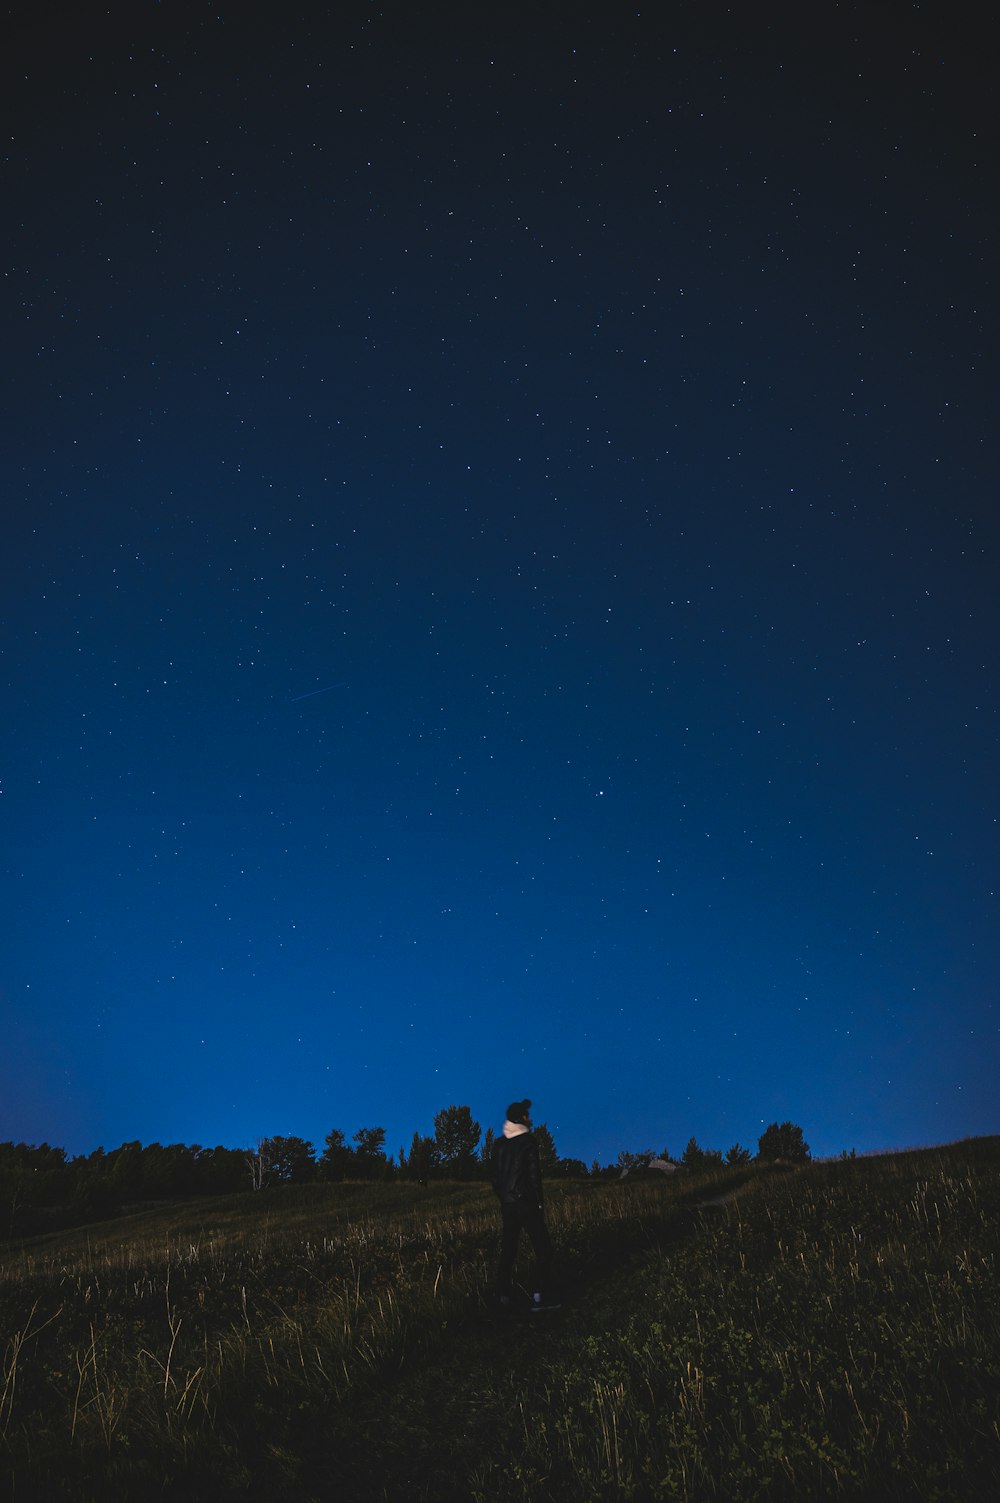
[3,1,996,1167]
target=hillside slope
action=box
[1,1141,998,1501]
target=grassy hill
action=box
[1,1139,998,1501]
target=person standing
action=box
[492,1098,558,1311]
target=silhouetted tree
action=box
[480,1126,496,1177]
[264,1136,316,1183]
[534,1123,558,1173]
[725,1143,752,1167]
[109,1141,144,1198]
[434,1105,481,1178]
[0,1142,68,1235]
[195,1145,246,1194]
[682,1137,723,1170]
[681,1137,703,1169]
[70,1174,120,1221]
[246,1138,271,1191]
[142,1142,200,1197]
[554,1157,588,1178]
[406,1131,437,1181]
[319,1129,355,1181]
[353,1126,390,1179]
[616,1149,651,1175]
[757,1121,810,1163]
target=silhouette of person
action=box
[491,1098,557,1311]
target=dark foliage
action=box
[757,1120,811,1163]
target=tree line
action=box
[0,1115,809,1239]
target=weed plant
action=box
[1,1141,997,1500]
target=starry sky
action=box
[3,1,996,1166]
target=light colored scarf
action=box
[502,1120,529,1139]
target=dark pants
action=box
[496,1200,552,1297]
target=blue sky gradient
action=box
[3,1,996,1165]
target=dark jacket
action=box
[492,1131,543,1207]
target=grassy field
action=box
[1,1139,998,1501]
